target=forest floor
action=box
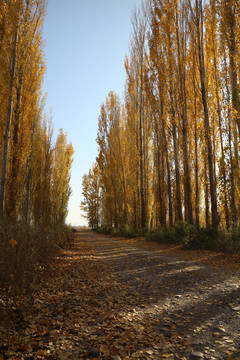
[1,230,240,360]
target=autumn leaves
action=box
[0,0,73,225]
[83,0,240,233]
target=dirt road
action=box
[2,231,240,359]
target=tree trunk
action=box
[8,74,23,218]
[195,0,218,227]
[163,123,173,226]
[227,3,240,140]
[223,47,237,223]
[172,122,183,222]
[139,67,146,230]
[212,38,229,228]
[194,112,200,227]
[204,155,210,226]
[192,58,200,226]
[0,27,19,217]
[176,6,193,224]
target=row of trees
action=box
[0,0,73,225]
[82,0,240,231]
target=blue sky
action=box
[43,0,142,225]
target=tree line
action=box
[82,0,240,233]
[0,0,73,226]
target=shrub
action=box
[97,226,114,235]
[146,222,219,249]
[217,226,240,253]
[181,225,218,249]
[97,225,142,238]
[146,222,189,244]
[116,225,141,238]
[0,221,73,302]
[97,222,240,253]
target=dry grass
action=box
[0,220,73,329]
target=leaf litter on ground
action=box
[1,231,240,359]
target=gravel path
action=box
[83,231,240,359]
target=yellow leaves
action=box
[0,0,52,223]
[9,238,17,248]
[37,349,47,357]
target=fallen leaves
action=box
[9,238,17,248]
[0,236,161,358]
[1,231,240,359]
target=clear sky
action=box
[43,0,142,226]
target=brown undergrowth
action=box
[0,221,73,341]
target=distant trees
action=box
[0,0,74,226]
[81,162,101,229]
